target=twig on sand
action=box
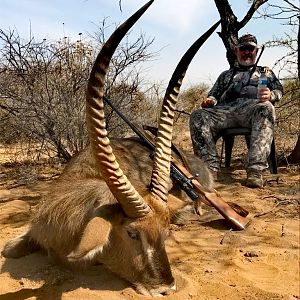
[220,229,232,245]
[266,177,280,184]
[262,194,281,200]
[254,199,295,217]
[281,224,285,237]
[7,183,27,190]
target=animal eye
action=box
[127,230,139,240]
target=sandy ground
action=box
[0,157,299,300]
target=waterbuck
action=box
[2,0,218,296]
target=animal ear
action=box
[67,217,111,261]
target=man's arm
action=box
[202,69,233,107]
[265,67,283,103]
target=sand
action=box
[0,162,299,300]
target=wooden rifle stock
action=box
[171,159,251,230]
[103,96,251,230]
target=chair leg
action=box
[224,136,235,168]
[220,139,225,167]
[268,138,278,174]
[245,135,250,149]
[221,130,277,173]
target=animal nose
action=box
[161,282,177,296]
[151,281,176,297]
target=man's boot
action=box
[246,170,264,188]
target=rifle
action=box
[103,96,251,230]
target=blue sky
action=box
[0,0,290,89]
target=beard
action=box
[238,56,256,66]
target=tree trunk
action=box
[287,134,300,164]
[297,15,299,81]
[213,0,268,67]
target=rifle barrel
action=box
[103,96,250,230]
[103,96,155,149]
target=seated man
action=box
[190,34,283,188]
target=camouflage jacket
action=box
[208,66,283,106]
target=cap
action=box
[236,34,258,48]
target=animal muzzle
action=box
[135,280,176,297]
[133,250,176,296]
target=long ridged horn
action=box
[86,1,154,218]
[150,21,221,202]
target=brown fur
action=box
[2,138,212,296]
[60,138,213,198]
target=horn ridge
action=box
[150,21,221,201]
[86,1,154,218]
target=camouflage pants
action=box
[189,99,275,172]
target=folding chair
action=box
[217,127,277,174]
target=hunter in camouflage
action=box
[190,34,283,188]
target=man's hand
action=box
[201,98,215,108]
[258,87,271,102]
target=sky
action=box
[0,0,291,89]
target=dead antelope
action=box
[2,0,219,296]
